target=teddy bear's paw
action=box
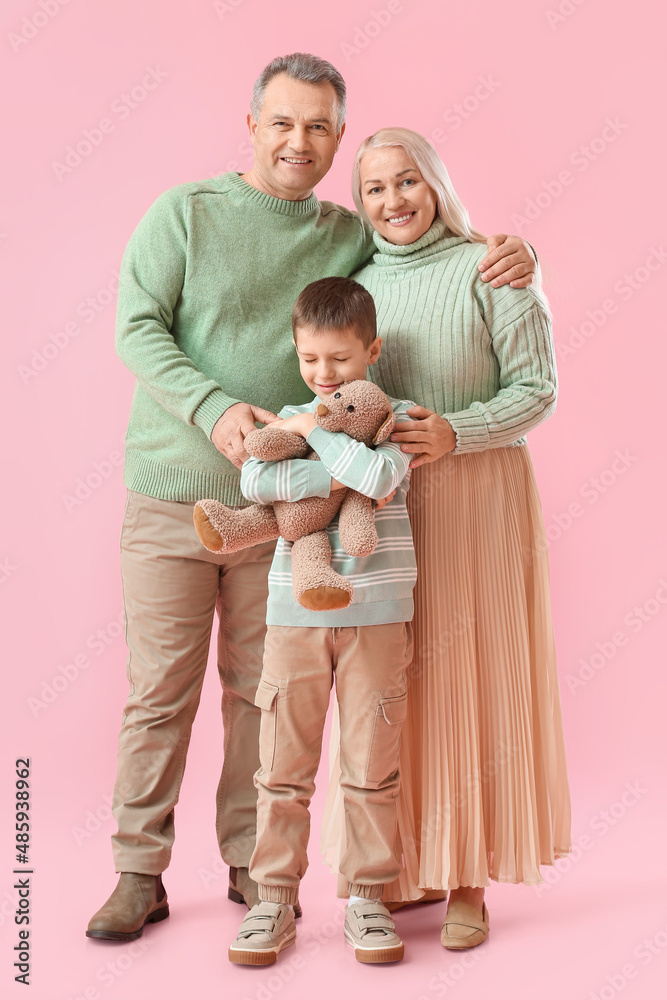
[195,499,280,553]
[340,535,378,559]
[245,427,310,461]
[299,585,352,612]
[193,502,226,552]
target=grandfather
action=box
[86,52,537,941]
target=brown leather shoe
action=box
[86,873,169,942]
[228,868,302,919]
[441,900,489,950]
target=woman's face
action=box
[359,146,438,245]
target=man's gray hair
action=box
[250,52,346,129]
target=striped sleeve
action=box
[305,400,413,500]
[445,292,557,453]
[240,455,332,503]
[240,404,332,504]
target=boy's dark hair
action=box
[292,277,377,348]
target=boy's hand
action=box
[375,489,396,511]
[268,413,317,437]
[329,480,395,506]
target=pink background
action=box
[2,1,665,997]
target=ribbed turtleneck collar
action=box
[224,171,320,217]
[371,218,470,266]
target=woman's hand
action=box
[390,406,456,469]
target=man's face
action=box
[246,74,345,201]
[293,325,381,398]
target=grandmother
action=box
[324,128,571,949]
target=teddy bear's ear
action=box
[372,410,396,445]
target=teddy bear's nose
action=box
[316,403,329,417]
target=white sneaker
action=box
[344,900,404,963]
[228,902,296,966]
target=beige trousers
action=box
[111,490,275,874]
[250,622,412,904]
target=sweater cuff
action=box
[193,389,241,438]
[444,408,490,454]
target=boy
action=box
[228,277,416,966]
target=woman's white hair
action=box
[352,127,486,243]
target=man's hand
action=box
[391,405,456,469]
[478,235,537,288]
[211,402,278,469]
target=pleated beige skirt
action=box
[321,444,572,894]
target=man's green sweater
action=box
[116,171,373,505]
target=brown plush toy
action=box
[193,380,397,612]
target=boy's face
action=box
[293,325,382,398]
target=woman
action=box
[323,128,571,948]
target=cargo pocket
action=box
[365,692,408,784]
[254,679,280,772]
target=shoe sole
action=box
[441,902,489,949]
[228,887,302,920]
[344,929,404,964]
[228,928,296,966]
[441,930,488,950]
[86,904,170,942]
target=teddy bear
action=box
[193,380,397,612]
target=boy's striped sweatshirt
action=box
[240,395,417,628]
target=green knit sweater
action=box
[355,220,556,451]
[116,172,373,504]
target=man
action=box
[86,52,537,942]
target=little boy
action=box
[228,277,416,966]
